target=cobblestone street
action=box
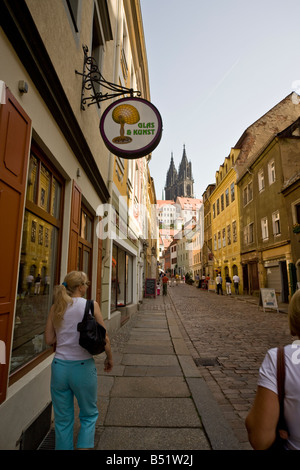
[167,283,292,450]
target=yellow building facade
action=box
[210,149,243,292]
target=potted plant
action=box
[292,223,300,234]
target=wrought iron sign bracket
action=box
[75,45,141,109]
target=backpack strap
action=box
[277,346,286,431]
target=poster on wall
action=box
[100,97,163,159]
[259,288,279,312]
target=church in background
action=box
[157,145,203,278]
[165,145,194,201]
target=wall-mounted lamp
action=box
[77,168,81,178]
[18,80,28,94]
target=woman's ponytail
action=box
[52,283,73,328]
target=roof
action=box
[176,197,202,209]
[156,200,176,207]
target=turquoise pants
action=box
[51,358,98,450]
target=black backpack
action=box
[77,300,106,355]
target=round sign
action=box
[100,97,163,159]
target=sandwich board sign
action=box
[259,288,279,312]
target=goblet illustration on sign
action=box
[112,104,140,144]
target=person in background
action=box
[233,274,240,295]
[45,271,113,450]
[245,289,300,450]
[162,273,169,296]
[225,274,232,295]
[34,273,41,295]
[216,273,223,295]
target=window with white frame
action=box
[225,188,229,207]
[272,211,281,236]
[243,181,253,206]
[222,228,226,247]
[230,182,235,202]
[244,222,254,245]
[232,220,237,242]
[214,233,217,250]
[261,217,269,240]
[258,169,265,192]
[227,224,231,245]
[268,160,276,185]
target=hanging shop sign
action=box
[100,97,163,159]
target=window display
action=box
[11,151,62,373]
[110,244,133,311]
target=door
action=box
[0,88,31,403]
[242,264,249,294]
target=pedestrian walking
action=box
[233,274,240,295]
[216,273,223,295]
[26,273,34,295]
[34,274,41,294]
[162,273,169,295]
[225,275,232,295]
[45,270,113,450]
[245,289,300,450]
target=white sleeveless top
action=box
[258,344,300,450]
[55,297,92,360]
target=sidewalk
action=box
[39,290,242,451]
[92,291,241,451]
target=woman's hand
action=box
[104,357,113,373]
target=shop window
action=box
[12,148,63,374]
[78,206,93,295]
[111,244,133,310]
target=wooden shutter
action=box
[0,89,31,403]
[68,181,82,272]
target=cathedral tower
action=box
[164,145,194,201]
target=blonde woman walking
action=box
[45,271,113,450]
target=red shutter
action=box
[68,181,82,272]
[0,89,31,403]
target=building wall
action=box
[210,153,242,291]
[0,0,153,449]
[239,130,300,299]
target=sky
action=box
[140,0,300,200]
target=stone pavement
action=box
[92,290,241,451]
[41,282,291,451]
[166,283,292,450]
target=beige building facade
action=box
[0,0,154,449]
